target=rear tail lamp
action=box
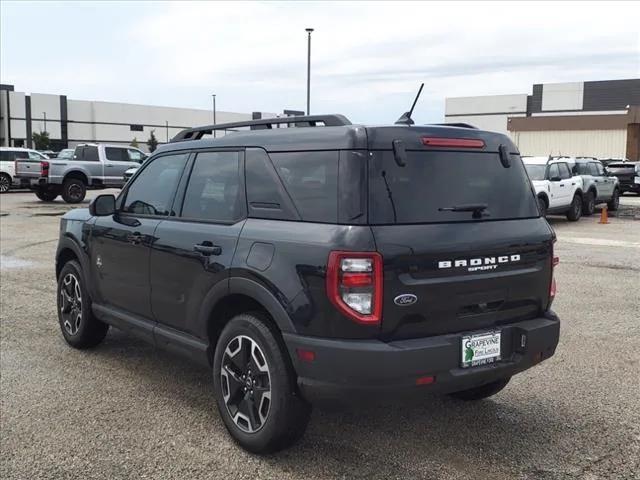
[40,161,50,177]
[326,251,383,325]
[549,239,559,306]
[421,137,485,148]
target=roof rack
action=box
[171,114,352,142]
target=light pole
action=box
[43,112,47,133]
[165,120,169,143]
[212,94,217,137]
[305,28,314,115]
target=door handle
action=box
[194,242,222,256]
[559,184,565,187]
[127,232,144,245]
[105,164,115,168]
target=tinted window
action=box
[548,163,560,180]
[574,163,591,175]
[594,162,605,176]
[0,151,14,161]
[270,151,338,223]
[105,147,129,162]
[369,151,538,224]
[524,164,546,181]
[246,148,297,220]
[181,151,242,222]
[73,147,84,161]
[558,163,571,180]
[588,163,599,176]
[84,146,99,162]
[123,153,188,216]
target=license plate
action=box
[461,331,501,368]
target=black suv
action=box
[55,115,560,453]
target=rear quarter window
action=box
[270,151,338,223]
[369,151,539,224]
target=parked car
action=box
[55,115,560,453]
[607,161,640,195]
[56,148,75,160]
[565,157,620,214]
[15,143,147,203]
[522,156,584,220]
[599,158,628,167]
[0,147,49,193]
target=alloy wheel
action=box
[60,273,82,335]
[0,175,9,193]
[67,183,83,201]
[220,335,271,433]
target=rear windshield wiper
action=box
[439,203,488,219]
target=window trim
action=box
[172,148,247,226]
[117,151,191,219]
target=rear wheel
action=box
[212,312,311,453]
[0,173,11,193]
[57,260,109,349]
[35,186,60,202]
[61,178,87,203]
[449,377,511,401]
[607,189,619,211]
[582,191,595,216]
[566,194,582,221]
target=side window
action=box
[123,153,188,216]
[0,151,11,161]
[595,163,605,176]
[15,151,29,160]
[128,149,145,163]
[548,163,560,181]
[84,146,99,162]
[73,147,84,161]
[270,151,339,223]
[28,151,43,161]
[588,163,599,176]
[246,148,298,221]
[105,147,128,162]
[558,163,571,180]
[181,151,243,222]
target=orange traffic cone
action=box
[599,205,609,224]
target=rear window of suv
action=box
[369,151,539,224]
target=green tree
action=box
[147,130,158,153]
[130,137,139,148]
[32,131,50,150]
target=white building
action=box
[445,79,640,160]
[0,84,298,152]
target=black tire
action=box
[537,197,547,217]
[566,194,582,221]
[35,186,60,202]
[448,377,511,401]
[56,260,109,349]
[212,312,311,453]
[582,191,595,216]
[61,178,87,203]
[607,189,620,211]
[0,173,11,193]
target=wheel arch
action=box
[55,237,89,281]
[63,170,89,185]
[537,192,549,207]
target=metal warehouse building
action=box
[445,79,640,160]
[0,84,295,152]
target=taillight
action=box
[40,161,50,177]
[326,251,383,325]
[421,137,485,148]
[549,240,559,306]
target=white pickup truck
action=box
[15,143,146,203]
[523,156,584,221]
[0,147,49,193]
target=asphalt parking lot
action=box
[1,190,639,480]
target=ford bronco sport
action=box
[54,114,560,453]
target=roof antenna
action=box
[395,83,424,125]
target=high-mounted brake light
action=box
[40,161,50,177]
[326,251,383,325]
[421,137,485,148]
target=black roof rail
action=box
[171,114,352,142]
[431,122,478,129]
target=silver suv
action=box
[566,157,620,215]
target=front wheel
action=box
[0,173,11,193]
[448,377,511,401]
[212,313,311,453]
[607,189,619,211]
[537,197,547,217]
[566,194,582,221]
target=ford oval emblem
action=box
[394,294,417,306]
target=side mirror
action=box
[89,194,116,216]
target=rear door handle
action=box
[127,232,144,245]
[194,242,222,256]
[559,184,565,187]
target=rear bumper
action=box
[620,183,640,193]
[284,312,560,404]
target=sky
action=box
[1,1,639,124]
